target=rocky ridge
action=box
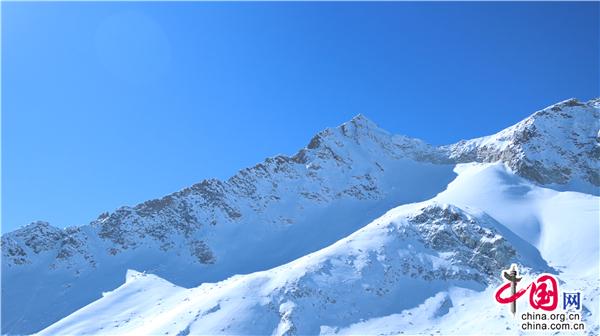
[2,98,598,335]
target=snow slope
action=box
[38,162,600,335]
[443,98,600,194]
[3,98,599,334]
[38,200,552,335]
[436,163,599,277]
[2,116,459,334]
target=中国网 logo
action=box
[494,264,585,332]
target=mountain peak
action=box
[12,220,60,237]
[348,113,377,126]
[342,114,384,135]
[445,97,599,191]
[549,97,583,107]
[2,98,599,335]
[302,114,390,153]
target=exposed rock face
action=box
[2,238,28,265]
[443,98,600,188]
[1,98,598,334]
[2,112,445,269]
[36,202,552,336]
[2,110,460,335]
[262,203,549,335]
[13,221,63,254]
[407,204,519,278]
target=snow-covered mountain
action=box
[2,98,599,335]
[37,199,553,335]
[37,162,600,335]
[443,98,600,194]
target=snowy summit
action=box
[2,98,599,335]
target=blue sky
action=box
[2,2,599,232]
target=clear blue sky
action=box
[2,2,599,233]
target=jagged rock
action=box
[2,98,598,335]
[444,98,600,187]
